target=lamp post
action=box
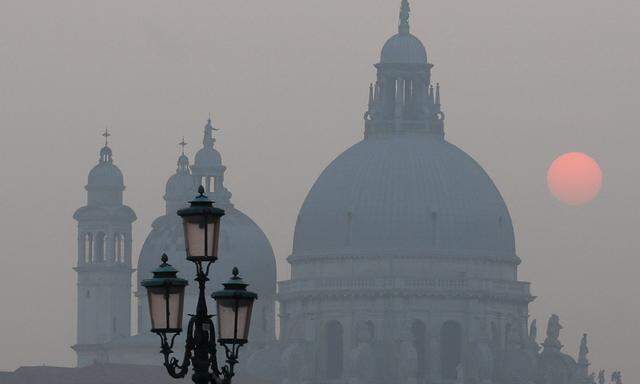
[141,186,257,384]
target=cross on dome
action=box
[102,128,111,147]
[179,137,188,155]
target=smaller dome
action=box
[165,172,194,202]
[194,147,222,168]
[380,33,428,64]
[87,144,124,189]
[165,151,195,210]
[87,162,124,189]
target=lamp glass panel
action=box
[216,298,254,342]
[147,286,185,331]
[183,216,220,259]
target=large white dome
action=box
[292,134,516,261]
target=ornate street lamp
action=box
[212,267,257,348]
[142,186,258,384]
[141,254,188,334]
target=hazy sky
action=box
[1,0,639,380]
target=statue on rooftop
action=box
[529,319,538,343]
[611,371,622,384]
[543,314,563,351]
[578,333,589,364]
[597,370,605,384]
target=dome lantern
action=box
[191,116,232,207]
[365,0,444,138]
[164,138,197,212]
[99,128,113,164]
[399,0,410,35]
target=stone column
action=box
[77,233,85,266]
[125,232,132,266]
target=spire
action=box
[203,116,218,148]
[399,0,411,35]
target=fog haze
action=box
[0,0,638,381]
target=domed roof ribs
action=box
[399,0,411,35]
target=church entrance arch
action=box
[322,320,344,379]
[440,320,462,380]
[411,320,428,381]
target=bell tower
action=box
[72,130,137,367]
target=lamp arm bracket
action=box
[206,317,224,378]
[205,261,214,277]
[157,331,191,379]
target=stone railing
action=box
[278,277,532,302]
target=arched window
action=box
[204,176,216,194]
[114,233,125,263]
[84,233,93,263]
[440,320,462,380]
[323,320,344,379]
[412,320,428,381]
[94,232,106,262]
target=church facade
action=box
[72,2,608,384]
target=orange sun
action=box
[547,152,602,206]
